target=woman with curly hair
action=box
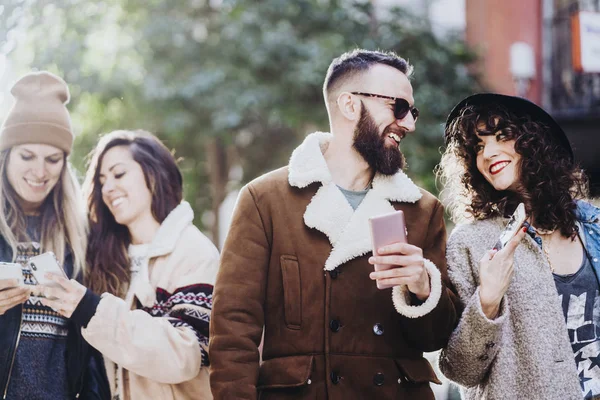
[437,93,599,399]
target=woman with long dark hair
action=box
[437,93,597,399]
[0,71,108,399]
[41,130,219,399]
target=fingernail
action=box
[368,257,374,263]
[522,227,527,232]
[378,248,385,253]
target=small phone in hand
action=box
[369,210,408,272]
[493,203,527,251]
[27,252,67,290]
[0,262,25,289]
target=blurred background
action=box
[0,0,481,245]
[1,0,599,398]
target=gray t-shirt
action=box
[337,185,369,211]
[554,251,600,399]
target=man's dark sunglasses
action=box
[351,92,420,121]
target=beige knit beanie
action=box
[0,71,74,154]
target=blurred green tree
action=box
[0,0,480,243]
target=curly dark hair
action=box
[438,103,588,238]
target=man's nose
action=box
[397,112,416,133]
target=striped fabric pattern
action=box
[141,284,213,366]
[17,242,69,339]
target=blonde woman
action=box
[0,71,108,399]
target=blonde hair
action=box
[436,145,474,224]
[0,149,87,277]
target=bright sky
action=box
[0,54,11,120]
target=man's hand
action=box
[368,243,430,301]
[478,227,526,319]
[0,279,30,315]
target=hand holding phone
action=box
[0,262,25,288]
[479,209,527,319]
[28,252,67,290]
[0,263,30,315]
[369,210,408,272]
[493,203,527,251]
[369,211,430,295]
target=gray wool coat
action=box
[439,217,583,400]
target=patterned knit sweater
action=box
[5,216,70,400]
[439,217,582,400]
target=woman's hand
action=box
[39,274,87,318]
[478,227,527,319]
[0,279,30,315]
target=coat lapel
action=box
[288,132,422,271]
[130,201,194,307]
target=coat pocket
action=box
[395,358,441,384]
[258,355,315,400]
[257,355,314,390]
[280,255,302,329]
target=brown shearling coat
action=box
[209,132,461,399]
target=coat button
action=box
[478,354,489,361]
[329,319,341,332]
[329,270,339,279]
[373,372,385,386]
[330,371,341,384]
[373,323,384,336]
[485,342,495,349]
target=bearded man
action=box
[209,49,461,400]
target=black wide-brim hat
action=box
[444,93,574,161]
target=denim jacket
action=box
[0,236,109,399]
[575,200,600,282]
[524,200,600,271]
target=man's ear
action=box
[336,92,360,121]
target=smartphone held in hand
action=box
[27,252,67,289]
[369,210,408,271]
[0,262,25,288]
[493,203,527,251]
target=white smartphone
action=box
[27,252,67,289]
[0,262,25,288]
[493,203,527,251]
[369,210,408,271]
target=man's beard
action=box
[352,105,405,176]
